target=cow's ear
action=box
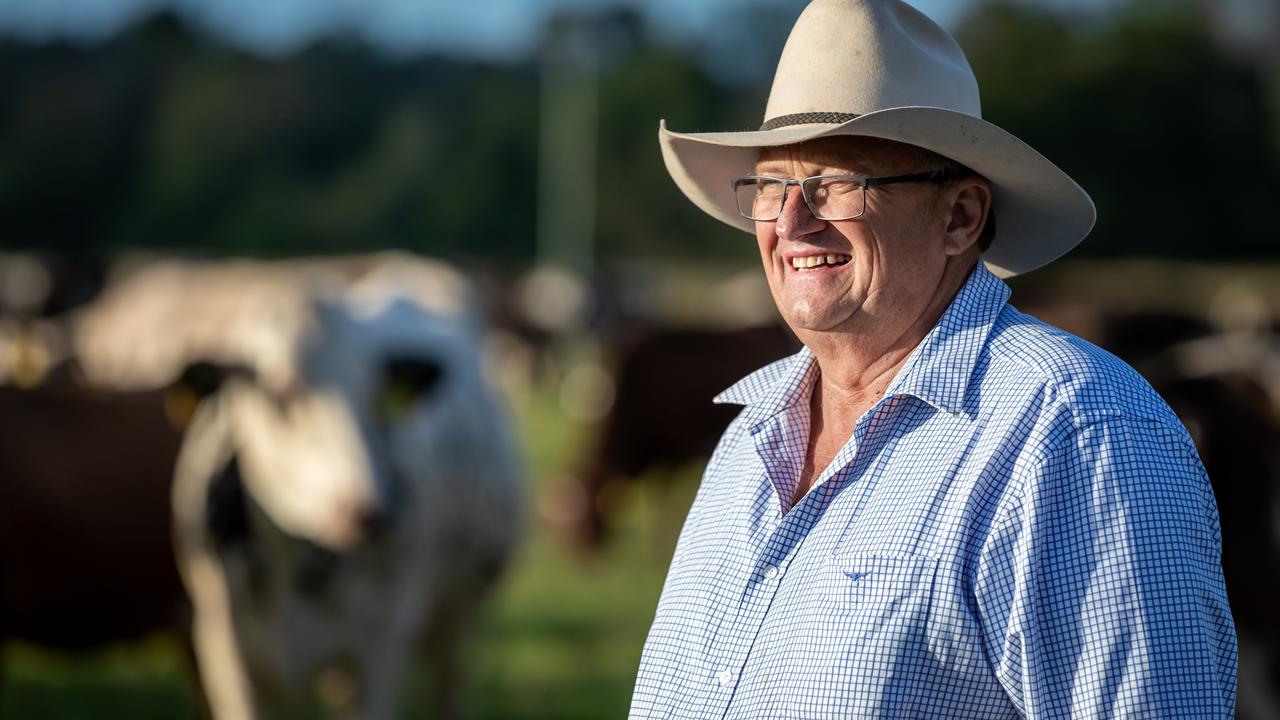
[165,362,248,430]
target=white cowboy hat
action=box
[658,0,1095,278]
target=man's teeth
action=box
[790,254,852,269]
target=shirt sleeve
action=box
[973,414,1237,718]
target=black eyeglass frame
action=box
[730,171,946,222]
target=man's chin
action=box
[781,313,854,337]
[777,299,860,336]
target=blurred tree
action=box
[595,29,744,262]
[0,17,159,257]
[0,14,541,265]
[0,1,1275,266]
[958,0,1280,260]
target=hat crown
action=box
[764,0,981,125]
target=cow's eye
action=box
[378,357,444,421]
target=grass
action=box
[0,382,702,720]
[0,638,201,720]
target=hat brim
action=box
[659,107,1095,278]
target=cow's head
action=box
[75,256,506,553]
[189,292,494,548]
[213,296,482,550]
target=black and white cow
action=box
[72,254,523,719]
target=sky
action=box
[28,0,1280,75]
[0,0,1128,60]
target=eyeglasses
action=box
[731,171,945,222]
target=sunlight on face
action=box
[753,136,952,340]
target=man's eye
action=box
[756,182,784,199]
[819,180,859,196]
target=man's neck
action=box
[788,258,977,508]
[800,257,976,425]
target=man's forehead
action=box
[754,136,918,173]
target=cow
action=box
[557,323,799,547]
[0,378,190,652]
[68,253,522,719]
[0,355,230,712]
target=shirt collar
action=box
[713,344,817,430]
[714,263,1010,422]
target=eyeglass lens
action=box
[733,177,865,221]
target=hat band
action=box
[759,112,861,131]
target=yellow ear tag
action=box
[377,383,418,423]
[164,385,200,429]
[11,331,49,389]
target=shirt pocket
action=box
[822,551,940,647]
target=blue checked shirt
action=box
[630,264,1236,719]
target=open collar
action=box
[714,263,1010,423]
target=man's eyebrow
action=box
[754,159,874,176]
[752,165,840,175]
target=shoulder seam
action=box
[985,310,1174,431]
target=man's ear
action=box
[942,179,992,256]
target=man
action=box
[630,1,1236,718]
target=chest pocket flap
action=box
[824,552,940,643]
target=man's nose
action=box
[775,185,826,240]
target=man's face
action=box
[754,136,953,339]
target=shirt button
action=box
[716,669,735,688]
[763,565,779,580]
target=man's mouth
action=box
[790,254,852,270]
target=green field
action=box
[0,387,702,719]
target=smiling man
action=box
[629,1,1236,718]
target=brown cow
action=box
[0,378,187,649]
[560,323,799,547]
[0,372,210,714]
